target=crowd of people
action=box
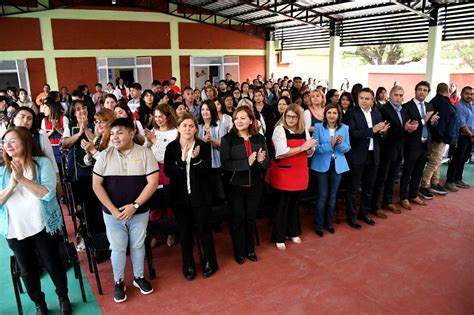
[0,73,472,313]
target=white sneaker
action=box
[291,237,302,244]
[276,243,286,250]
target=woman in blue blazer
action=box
[310,104,351,236]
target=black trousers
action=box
[228,182,263,257]
[7,229,69,305]
[174,200,218,270]
[272,189,300,243]
[446,135,472,183]
[72,175,105,234]
[400,144,428,200]
[346,152,378,220]
[371,155,402,212]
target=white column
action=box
[169,20,181,87]
[266,40,277,81]
[328,35,340,90]
[426,24,443,99]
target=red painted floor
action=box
[74,186,474,314]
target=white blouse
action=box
[272,125,312,159]
[150,128,178,163]
[7,168,45,240]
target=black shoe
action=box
[133,276,154,294]
[234,255,245,265]
[183,265,196,281]
[418,187,434,200]
[327,227,335,234]
[113,280,127,303]
[314,230,324,237]
[59,296,71,315]
[247,253,257,262]
[429,184,448,195]
[36,301,48,315]
[346,218,361,229]
[203,262,218,278]
[359,215,375,225]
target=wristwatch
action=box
[132,202,140,209]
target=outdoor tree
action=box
[442,40,474,70]
[343,43,427,65]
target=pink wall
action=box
[450,73,474,90]
[368,73,426,101]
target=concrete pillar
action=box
[266,40,277,81]
[328,21,341,90]
[426,5,441,99]
[39,17,58,90]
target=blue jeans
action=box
[103,211,149,282]
[314,164,342,232]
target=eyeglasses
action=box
[0,138,17,146]
[285,115,298,120]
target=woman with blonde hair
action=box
[268,105,316,250]
[82,108,115,165]
[304,89,326,134]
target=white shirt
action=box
[414,98,428,141]
[329,127,335,137]
[361,107,374,151]
[7,168,45,240]
[150,128,178,163]
[272,125,312,158]
[185,142,195,194]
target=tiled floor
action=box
[79,182,474,314]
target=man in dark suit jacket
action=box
[345,87,389,229]
[371,85,418,218]
[421,83,459,193]
[401,81,442,210]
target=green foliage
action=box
[342,43,427,65]
[442,40,474,70]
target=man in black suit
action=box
[371,85,418,218]
[401,81,442,210]
[345,87,389,229]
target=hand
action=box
[191,145,200,158]
[335,135,343,145]
[302,138,317,151]
[372,122,386,133]
[248,151,257,166]
[425,111,434,122]
[257,148,266,163]
[181,143,192,161]
[118,204,136,221]
[9,175,17,188]
[159,95,169,105]
[11,160,24,182]
[430,112,440,124]
[144,129,156,143]
[81,139,95,154]
[380,122,391,133]
[404,120,418,132]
